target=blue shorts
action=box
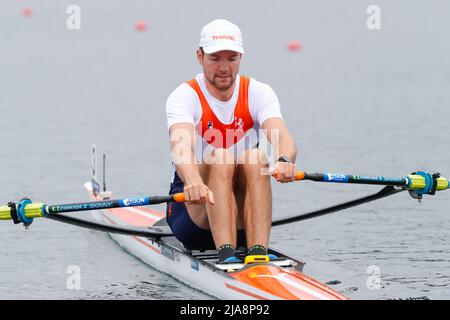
[166,171,246,250]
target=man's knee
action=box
[202,148,236,182]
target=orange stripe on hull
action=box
[224,283,270,300]
[230,265,348,300]
[102,213,117,225]
[134,207,165,218]
[90,192,165,226]
[107,207,159,227]
[286,269,349,300]
[132,236,161,254]
[99,212,161,254]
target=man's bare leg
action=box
[185,148,238,249]
[184,148,271,259]
[237,149,272,251]
[204,148,238,249]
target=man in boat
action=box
[166,19,297,264]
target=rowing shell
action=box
[85,182,348,300]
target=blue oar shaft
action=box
[303,172,408,186]
[0,194,185,221]
[296,171,450,193]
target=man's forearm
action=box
[277,131,297,163]
[175,163,203,185]
[262,118,297,164]
[172,144,203,185]
[170,123,204,185]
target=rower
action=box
[165,19,297,264]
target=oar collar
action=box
[7,202,20,224]
[8,198,34,227]
[407,171,440,201]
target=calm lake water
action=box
[1,0,449,299]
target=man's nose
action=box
[217,61,229,71]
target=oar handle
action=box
[172,193,185,203]
[295,171,306,181]
[271,170,305,181]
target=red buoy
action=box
[135,21,148,32]
[22,7,33,17]
[287,40,302,52]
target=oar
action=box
[288,170,450,200]
[269,170,449,226]
[2,170,447,229]
[0,193,186,226]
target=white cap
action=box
[198,19,244,54]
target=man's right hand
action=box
[183,182,215,205]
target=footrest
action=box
[244,255,269,265]
[215,259,294,272]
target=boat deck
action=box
[153,218,305,272]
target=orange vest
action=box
[187,76,254,149]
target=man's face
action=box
[197,49,242,91]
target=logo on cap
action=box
[212,35,236,41]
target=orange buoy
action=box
[22,7,33,17]
[135,21,147,32]
[287,40,302,52]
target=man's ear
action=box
[196,48,204,66]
